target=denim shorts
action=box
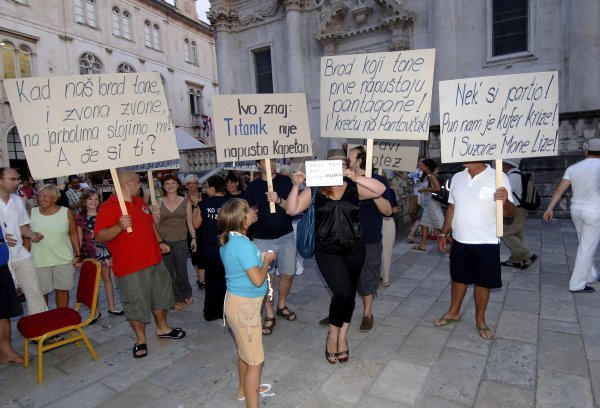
[253,232,297,276]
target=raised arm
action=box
[285,172,313,216]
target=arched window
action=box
[189,88,203,116]
[190,41,198,65]
[7,127,25,160]
[122,11,132,39]
[18,45,32,77]
[79,52,103,74]
[1,41,33,79]
[184,38,190,62]
[112,7,121,36]
[144,20,152,47]
[1,41,16,79]
[117,63,136,73]
[152,24,161,50]
[74,0,97,27]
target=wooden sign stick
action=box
[147,170,157,207]
[109,168,133,233]
[264,159,276,213]
[495,159,503,237]
[365,138,374,177]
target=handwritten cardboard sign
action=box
[372,140,421,172]
[223,160,280,173]
[320,49,435,140]
[212,93,312,162]
[4,73,178,179]
[123,159,181,172]
[439,71,559,163]
[305,160,343,187]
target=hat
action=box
[326,148,347,160]
[504,158,521,168]
[585,138,600,151]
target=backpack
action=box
[512,170,541,210]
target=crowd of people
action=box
[1,139,599,406]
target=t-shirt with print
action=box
[200,195,230,259]
[220,233,267,298]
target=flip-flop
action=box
[434,316,461,327]
[133,343,148,359]
[412,246,427,252]
[406,239,417,244]
[157,327,186,339]
[476,325,494,339]
[237,384,273,401]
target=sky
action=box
[195,1,210,23]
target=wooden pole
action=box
[495,159,503,237]
[365,138,374,176]
[147,170,157,206]
[109,168,133,233]
[264,159,276,213]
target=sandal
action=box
[325,332,337,364]
[276,305,297,321]
[184,297,194,305]
[262,316,276,336]
[133,343,148,359]
[477,325,494,339]
[434,316,461,327]
[336,339,349,363]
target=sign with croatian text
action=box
[320,49,435,140]
[212,93,312,162]
[305,160,343,187]
[123,159,181,172]
[439,71,559,163]
[4,72,179,179]
[372,140,421,172]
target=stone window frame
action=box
[117,62,136,73]
[251,45,274,94]
[112,6,133,40]
[74,0,98,28]
[485,0,537,66]
[1,39,34,79]
[79,52,103,74]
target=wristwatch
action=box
[438,233,451,239]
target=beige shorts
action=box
[36,263,75,294]
[225,293,264,366]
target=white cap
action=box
[504,158,521,168]
[585,138,600,151]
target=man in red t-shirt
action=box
[95,171,186,359]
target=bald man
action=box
[95,171,186,359]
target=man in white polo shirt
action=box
[0,168,47,315]
[435,162,515,339]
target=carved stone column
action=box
[207,3,238,94]
[283,0,307,93]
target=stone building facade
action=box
[208,0,600,219]
[0,0,219,176]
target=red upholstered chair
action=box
[17,258,101,383]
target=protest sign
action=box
[123,159,181,172]
[223,160,281,173]
[372,140,420,172]
[320,49,435,140]
[212,93,312,162]
[439,71,559,163]
[4,72,178,179]
[305,160,344,187]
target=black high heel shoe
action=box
[325,333,337,364]
[337,339,349,363]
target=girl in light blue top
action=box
[218,198,275,406]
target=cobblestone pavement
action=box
[1,219,599,407]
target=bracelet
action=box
[191,237,196,240]
[158,240,166,245]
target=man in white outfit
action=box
[543,138,600,293]
[0,168,47,315]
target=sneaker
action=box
[520,254,538,270]
[500,260,522,268]
[318,316,329,327]
[359,315,374,332]
[571,285,595,293]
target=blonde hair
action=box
[217,198,251,246]
[38,184,61,200]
